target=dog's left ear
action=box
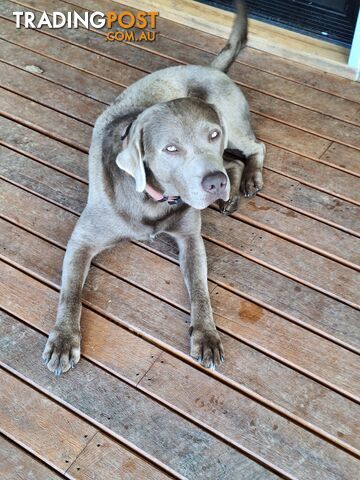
[116,119,146,192]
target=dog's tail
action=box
[210,1,248,73]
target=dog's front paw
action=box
[218,195,240,215]
[190,327,224,369]
[241,169,263,198]
[42,328,81,375]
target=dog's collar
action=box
[145,183,183,205]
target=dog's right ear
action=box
[116,120,146,192]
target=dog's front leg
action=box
[42,208,113,375]
[42,235,96,375]
[176,233,224,369]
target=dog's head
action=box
[116,97,230,209]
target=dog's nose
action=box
[201,171,227,195]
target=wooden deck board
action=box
[1,35,357,179]
[1,179,359,352]
[1,279,359,478]
[67,432,172,480]
[0,435,65,480]
[0,39,120,104]
[1,216,360,443]
[0,311,279,479]
[1,1,360,477]
[0,367,97,472]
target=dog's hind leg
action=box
[218,153,245,214]
[227,131,266,198]
[217,87,266,199]
[239,139,266,197]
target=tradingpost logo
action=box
[13,9,159,42]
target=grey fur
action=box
[43,3,265,374]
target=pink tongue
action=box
[145,183,166,201]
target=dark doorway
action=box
[197,0,359,46]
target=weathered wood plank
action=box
[110,234,360,367]
[1,215,357,438]
[230,64,360,126]
[67,432,172,480]
[0,61,105,123]
[0,146,87,213]
[260,170,360,234]
[0,436,65,480]
[237,50,360,105]
[1,175,359,358]
[0,39,120,104]
[244,87,360,150]
[1,311,358,480]
[234,196,359,268]
[0,116,88,180]
[321,143,360,175]
[0,224,161,384]
[0,88,91,150]
[0,309,276,480]
[146,232,360,360]
[2,117,359,269]
[2,255,358,462]
[0,180,78,246]
[202,209,360,306]
[264,144,360,204]
[0,17,144,86]
[0,367,97,472]
[251,114,330,158]
[139,352,360,478]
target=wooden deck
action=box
[0,0,359,478]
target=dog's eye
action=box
[164,145,178,152]
[209,130,220,141]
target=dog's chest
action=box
[130,222,162,242]
[115,197,188,241]
[138,205,187,240]
[138,218,169,241]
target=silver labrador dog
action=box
[43,2,265,374]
